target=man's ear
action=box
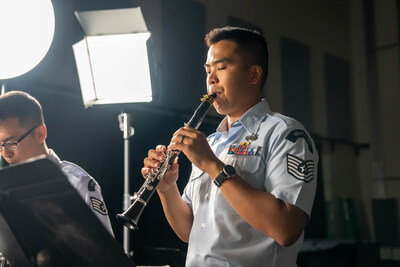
[37,125,47,143]
[250,65,263,86]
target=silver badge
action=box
[245,134,258,141]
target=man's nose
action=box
[207,70,218,85]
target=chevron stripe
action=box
[90,197,108,215]
[287,154,314,182]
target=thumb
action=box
[169,162,179,172]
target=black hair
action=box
[205,26,269,88]
[0,91,44,127]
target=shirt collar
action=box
[216,98,271,136]
[48,149,62,165]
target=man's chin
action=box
[214,106,228,116]
[4,159,16,164]
[214,103,223,113]
[2,156,21,165]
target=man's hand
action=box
[141,144,194,242]
[141,145,179,193]
[168,126,222,176]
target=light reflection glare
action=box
[0,0,55,79]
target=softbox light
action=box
[72,7,152,108]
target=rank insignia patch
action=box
[287,154,314,182]
[90,197,108,215]
[228,142,259,155]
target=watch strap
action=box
[213,173,226,187]
[213,165,236,187]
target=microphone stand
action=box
[118,112,134,256]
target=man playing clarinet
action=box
[142,26,318,267]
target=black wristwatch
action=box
[213,165,236,187]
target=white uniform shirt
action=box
[49,150,114,236]
[182,99,318,267]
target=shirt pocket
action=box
[223,154,262,174]
[212,155,261,212]
[223,154,265,190]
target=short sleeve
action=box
[77,175,114,236]
[265,122,318,216]
[62,163,115,236]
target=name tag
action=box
[227,142,259,155]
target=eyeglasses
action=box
[0,125,40,152]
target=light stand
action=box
[72,7,153,256]
[118,113,134,254]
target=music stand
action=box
[0,156,136,267]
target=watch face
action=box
[224,165,236,177]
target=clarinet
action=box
[117,93,217,230]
